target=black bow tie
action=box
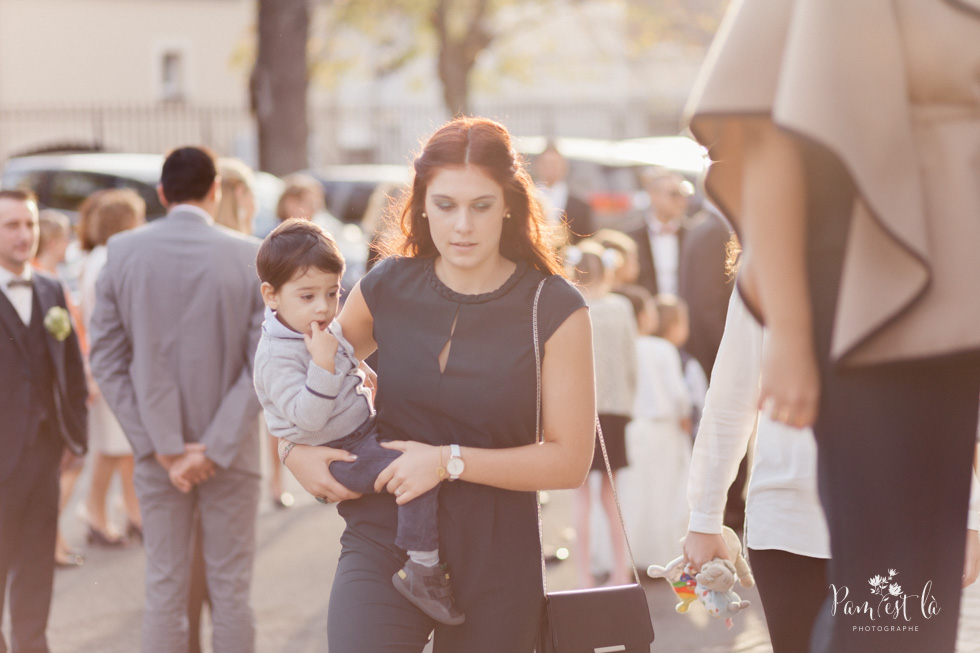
[7,278,31,288]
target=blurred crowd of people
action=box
[4,128,980,653]
[1,137,741,650]
[533,152,736,586]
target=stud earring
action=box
[504,212,512,219]
[421,212,428,219]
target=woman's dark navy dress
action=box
[327,256,586,653]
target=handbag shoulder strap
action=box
[533,278,642,592]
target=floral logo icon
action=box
[832,567,940,623]
[44,306,72,342]
[869,569,904,602]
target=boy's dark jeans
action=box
[327,417,439,553]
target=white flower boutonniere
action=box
[44,306,72,342]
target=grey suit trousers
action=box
[134,458,260,653]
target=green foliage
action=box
[305,0,730,113]
[625,0,729,51]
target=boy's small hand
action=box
[305,321,339,372]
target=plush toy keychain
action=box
[647,526,755,628]
[646,555,699,614]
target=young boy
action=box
[253,219,463,625]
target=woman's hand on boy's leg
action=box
[284,443,361,503]
[375,441,442,505]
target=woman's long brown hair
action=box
[379,117,564,276]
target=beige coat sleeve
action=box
[686,0,980,366]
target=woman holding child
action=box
[281,117,596,652]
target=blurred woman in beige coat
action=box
[685,1,980,651]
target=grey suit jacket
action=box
[88,208,264,475]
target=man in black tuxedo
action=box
[628,167,692,298]
[534,143,594,243]
[678,203,734,380]
[0,189,87,653]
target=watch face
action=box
[447,457,464,476]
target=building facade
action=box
[0,0,715,169]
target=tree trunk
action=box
[431,0,492,118]
[251,0,310,176]
[437,44,474,117]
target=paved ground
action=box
[8,452,980,652]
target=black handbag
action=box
[530,279,655,653]
[538,583,655,653]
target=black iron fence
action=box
[0,99,683,169]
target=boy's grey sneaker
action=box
[392,560,466,625]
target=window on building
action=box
[161,50,185,102]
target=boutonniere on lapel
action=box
[44,306,72,342]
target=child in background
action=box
[614,284,693,568]
[593,228,641,288]
[566,240,637,587]
[253,219,463,625]
[655,294,707,437]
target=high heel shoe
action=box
[87,526,127,547]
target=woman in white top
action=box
[684,289,980,652]
[568,240,637,587]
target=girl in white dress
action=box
[615,284,693,569]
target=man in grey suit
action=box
[89,146,264,653]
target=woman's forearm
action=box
[740,120,821,427]
[740,120,812,335]
[688,293,763,532]
[453,439,592,491]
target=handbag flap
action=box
[541,584,654,652]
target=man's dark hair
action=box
[256,218,345,290]
[160,146,218,204]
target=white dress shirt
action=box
[537,181,569,226]
[170,203,215,223]
[0,265,33,325]
[646,218,680,296]
[688,291,830,557]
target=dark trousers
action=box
[328,529,537,653]
[748,548,828,653]
[328,419,439,553]
[804,146,980,652]
[0,429,62,653]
